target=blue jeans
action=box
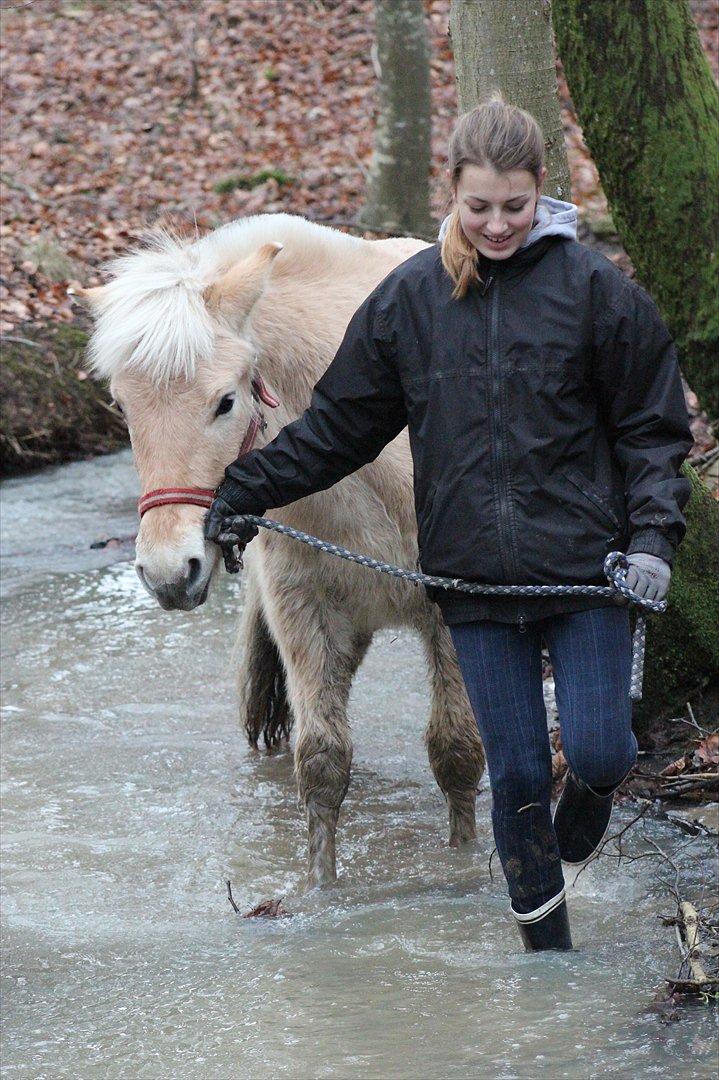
[448,608,637,913]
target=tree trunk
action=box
[448,0,571,200]
[632,465,719,744]
[552,0,719,422]
[359,0,434,238]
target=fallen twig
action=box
[0,334,44,350]
[678,901,709,985]
[226,879,240,913]
[569,803,651,883]
[226,879,291,919]
[633,798,718,838]
[564,803,717,1012]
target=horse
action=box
[77,213,485,888]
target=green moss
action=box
[553,0,719,420]
[213,168,294,195]
[633,464,719,743]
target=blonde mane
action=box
[86,214,364,384]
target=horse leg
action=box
[419,606,486,846]
[237,567,293,752]
[263,584,372,888]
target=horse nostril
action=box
[187,557,201,589]
[136,564,147,586]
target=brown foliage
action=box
[2,0,714,336]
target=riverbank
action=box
[0,320,128,475]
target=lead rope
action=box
[216,514,665,701]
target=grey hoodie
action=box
[437,194,578,247]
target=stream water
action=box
[1,450,716,1079]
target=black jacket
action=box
[221,236,693,625]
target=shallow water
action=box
[1,451,716,1079]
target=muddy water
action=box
[1,451,716,1078]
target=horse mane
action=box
[86,214,364,384]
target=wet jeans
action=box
[448,608,638,913]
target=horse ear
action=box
[204,241,283,322]
[67,284,106,312]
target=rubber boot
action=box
[553,770,617,865]
[511,890,573,952]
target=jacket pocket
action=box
[563,467,621,532]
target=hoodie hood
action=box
[437,194,578,248]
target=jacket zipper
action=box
[487,280,527,629]
[487,281,518,581]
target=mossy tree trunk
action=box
[359,0,435,238]
[552,0,719,422]
[632,464,719,744]
[448,0,571,200]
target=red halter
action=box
[137,375,280,518]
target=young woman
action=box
[205,96,693,951]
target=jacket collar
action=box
[473,235,558,292]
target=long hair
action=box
[441,93,546,299]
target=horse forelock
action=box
[87,229,215,384]
[86,215,364,386]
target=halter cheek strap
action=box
[137,374,279,518]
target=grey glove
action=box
[625,552,671,602]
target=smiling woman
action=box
[439,93,548,297]
[455,165,543,257]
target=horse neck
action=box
[249,278,372,420]
[253,333,323,419]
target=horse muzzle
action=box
[136,555,214,610]
[135,501,220,610]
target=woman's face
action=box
[452,164,546,260]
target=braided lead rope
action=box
[218,515,666,701]
[629,615,648,702]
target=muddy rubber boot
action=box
[553,771,616,865]
[511,890,573,951]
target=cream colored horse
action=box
[79,213,485,888]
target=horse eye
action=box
[215,394,235,417]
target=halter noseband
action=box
[137,374,280,518]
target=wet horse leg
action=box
[264,583,371,888]
[419,606,485,846]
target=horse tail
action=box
[239,597,293,752]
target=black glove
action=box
[204,483,260,573]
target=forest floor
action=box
[1,0,717,472]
